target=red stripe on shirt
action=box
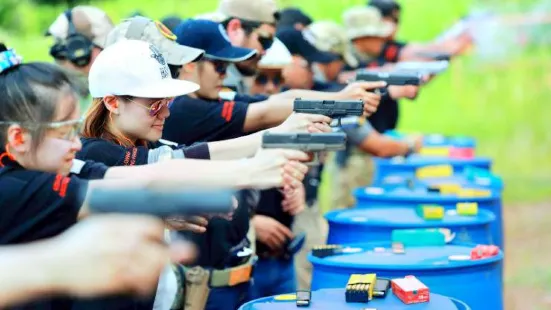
[221,101,230,121]
[385,45,399,62]
[52,174,62,192]
[225,101,235,122]
[59,177,70,198]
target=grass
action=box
[2,0,551,205]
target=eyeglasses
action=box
[205,59,230,75]
[123,97,173,117]
[0,118,84,141]
[254,73,282,86]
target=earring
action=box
[0,144,15,167]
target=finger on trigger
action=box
[282,149,309,161]
[307,114,332,124]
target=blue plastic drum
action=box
[309,242,503,310]
[354,187,503,249]
[326,207,495,245]
[239,288,467,310]
[379,167,504,194]
[380,174,504,194]
[373,154,492,185]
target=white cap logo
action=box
[149,44,169,79]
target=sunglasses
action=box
[254,73,282,86]
[240,20,275,50]
[124,97,173,117]
[257,31,275,51]
[0,118,84,141]
[205,59,230,75]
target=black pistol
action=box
[416,51,452,61]
[261,132,347,164]
[88,188,235,217]
[293,98,364,126]
[355,70,423,95]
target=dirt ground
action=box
[504,201,551,310]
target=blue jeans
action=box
[249,257,297,300]
[205,282,250,310]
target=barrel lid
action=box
[423,134,449,146]
[308,242,503,270]
[449,136,476,148]
[377,154,492,168]
[422,176,504,191]
[325,207,495,227]
[383,129,406,140]
[240,288,457,309]
[354,186,501,203]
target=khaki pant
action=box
[292,202,328,290]
[329,149,375,211]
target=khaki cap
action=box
[194,11,227,22]
[47,6,114,48]
[105,16,204,65]
[217,0,279,24]
[308,20,359,67]
[342,6,394,40]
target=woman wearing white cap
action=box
[79,39,316,179]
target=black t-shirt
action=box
[356,58,400,132]
[0,158,111,310]
[77,138,210,166]
[162,95,249,145]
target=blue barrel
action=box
[383,132,477,148]
[373,155,492,185]
[354,187,503,249]
[326,207,495,245]
[380,174,504,194]
[239,288,467,309]
[309,242,503,310]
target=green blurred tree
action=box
[0,0,20,32]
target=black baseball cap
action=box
[368,0,401,18]
[161,15,183,32]
[276,26,338,64]
[278,7,313,28]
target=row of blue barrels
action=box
[309,133,504,310]
[241,134,503,309]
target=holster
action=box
[183,266,211,310]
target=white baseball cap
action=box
[89,40,200,98]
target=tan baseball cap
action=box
[217,0,279,24]
[308,21,359,68]
[342,6,394,40]
[194,11,227,22]
[105,16,205,66]
[47,6,114,48]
